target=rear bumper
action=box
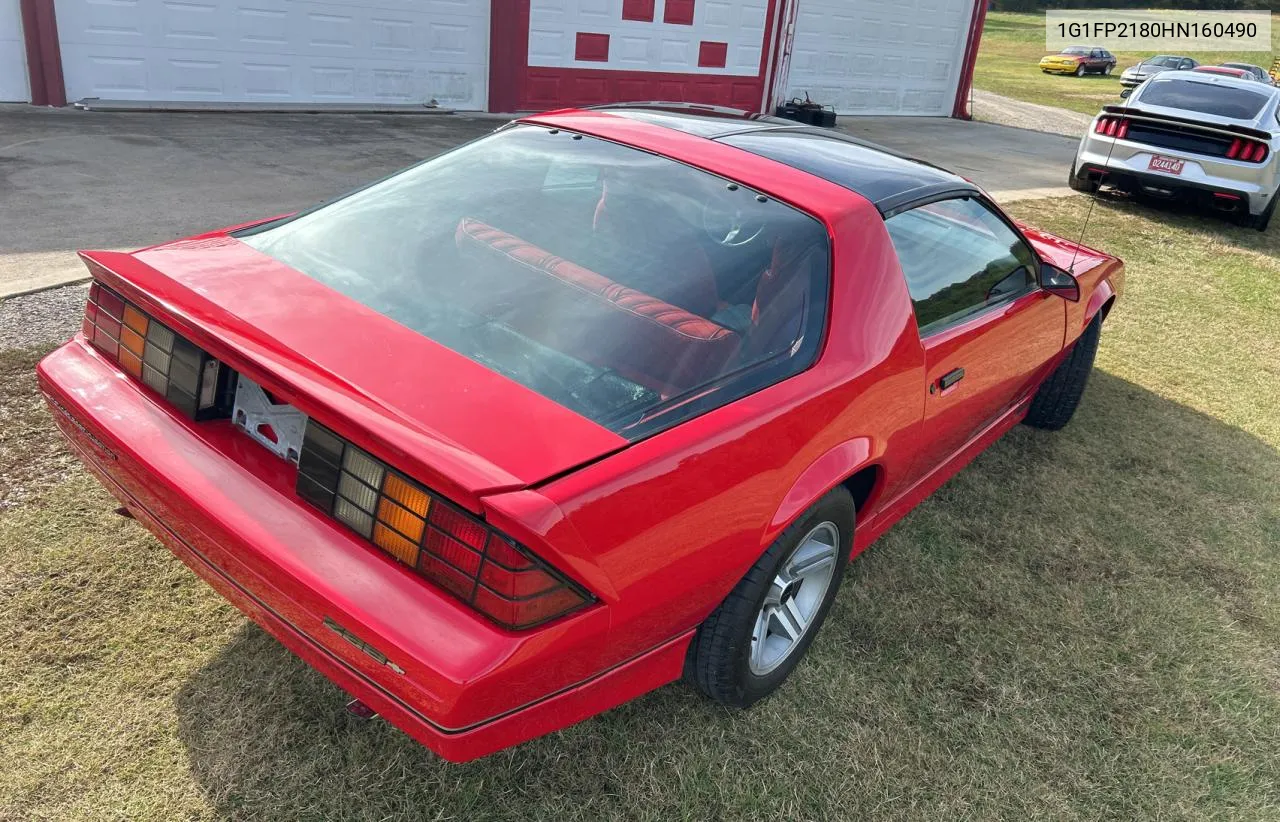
[38,338,690,762]
[1075,133,1277,216]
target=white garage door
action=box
[54,0,489,109]
[0,0,29,102]
[785,0,974,116]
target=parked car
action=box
[1194,65,1252,80]
[1219,63,1274,84]
[1040,46,1117,76]
[1119,55,1198,88]
[1072,71,1280,230]
[39,103,1124,762]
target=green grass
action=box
[975,11,1279,116]
[2,196,1280,819]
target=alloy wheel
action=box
[748,522,840,675]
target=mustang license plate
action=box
[1148,155,1185,175]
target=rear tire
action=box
[1244,196,1276,232]
[1103,63,1114,75]
[1024,314,1102,431]
[686,487,854,708]
[1068,162,1100,194]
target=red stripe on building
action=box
[489,0,531,113]
[952,0,988,119]
[19,0,66,106]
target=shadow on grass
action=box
[1081,187,1279,251]
[173,371,1280,821]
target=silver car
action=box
[1119,55,1198,89]
[1071,71,1280,231]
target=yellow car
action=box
[1040,46,1116,76]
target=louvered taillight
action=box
[295,421,593,630]
[1227,137,1270,164]
[1094,116,1129,139]
[82,281,235,420]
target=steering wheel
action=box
[701,200,767,248]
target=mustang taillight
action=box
[83,282,234,420]
[1227,137,1270,164]
[1094,116,1129,139]
[295,421,592,630]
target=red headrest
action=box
[455,218,739,393]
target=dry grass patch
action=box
[0,348,78,512]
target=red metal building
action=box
[4,0,986,117]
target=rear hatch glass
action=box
[238,125,829,439]
[1137,78,1270,120]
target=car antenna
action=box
[1068,87,1130,275]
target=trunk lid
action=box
[82,236,628,510]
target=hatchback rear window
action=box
[237,125,830,438]
[1137,78,1270,120]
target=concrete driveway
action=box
[0,106,1078,298]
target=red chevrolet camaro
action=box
[39,104,1123,762]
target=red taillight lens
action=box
[1228,138,1269,163]
[83,282,233,419]
[295,421,592,630]
[1095,116,1128,138]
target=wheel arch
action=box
[767,437,885,543]
[1083,276,1117,327]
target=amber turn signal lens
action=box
[296,420,593,630]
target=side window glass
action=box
[885,197,1039,336]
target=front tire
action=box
[1075,64,1086,77]
[686,487,854,708]
[1025,314,1102,430]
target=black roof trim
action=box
[876,183,985,219]
[586,101,969,212]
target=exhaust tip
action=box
[113,506,134,519]
[344,698,378,720]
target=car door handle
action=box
[932,368,965,394]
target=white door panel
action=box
[784,0,973,116]
[54,0,489,108]
[0,0,28,103]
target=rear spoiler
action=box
[1102,105,1273,142]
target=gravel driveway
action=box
[971,89,1093,138]
[0,284,88,351]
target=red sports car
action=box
[38,104,1123,762]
